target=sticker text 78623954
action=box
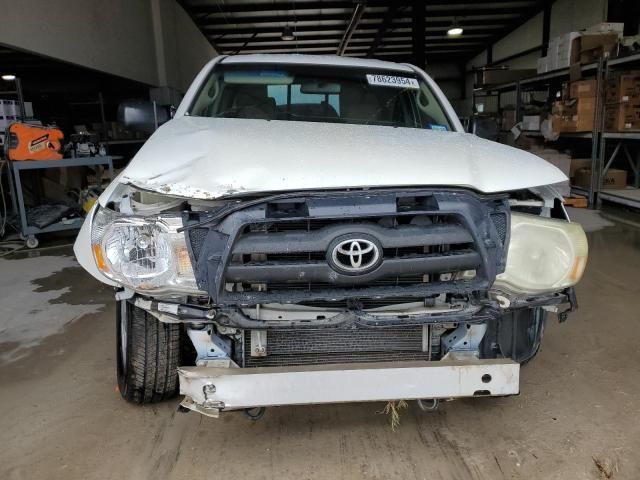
[366,74,420,89]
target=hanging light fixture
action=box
[447,18,463,37]
[281,26,295,41]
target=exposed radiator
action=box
[243,325,442,367]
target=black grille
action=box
[185,190,510,306]
[189,228,209,259]
[225,217,480,293]
[244,325,441,367]
[491,212,507,245]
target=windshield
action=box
[188,63,453,130]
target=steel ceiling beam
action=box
[194,11,524,26]
[204,20,511,36]
[412,0,426,68]
[184,0,536,14]
[337,1,366,55]
[367,3,400,57]
[234,41,481,52]
[180,0,545,62]
[215,34,493,46]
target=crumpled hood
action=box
[119,116,566,199]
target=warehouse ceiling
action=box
[178,0,549,63]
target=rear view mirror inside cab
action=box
[300,82,341,94]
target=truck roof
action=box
[219,54,416,73]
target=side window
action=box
[268,84,340,115]
[327,94,340,115]
[292,85,339,114]
[267,85,287,106]
[291,84,322,104]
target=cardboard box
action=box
[501,109,517,130]
[585,22,624,35]
[569,63,584,82]
[475,68,537,88]
[522,115,541,131]
[605,72,640,103]
[604,102,640,131]
[552,115,575,133]
[552,97,595,132]
[573,33,618,64]
[570,79,597,99]
[537,56,548,74]
[555,32,582,70]
[570,158,592,178]
[574,168,627,190]
[575,97,596,131]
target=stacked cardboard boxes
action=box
[604,72,640,132]
[536,24,622,74]
[573,33,618,64]
[573,168,627,189]
[570,158,592,179]
[551,79,597,133]
[540,32,582,73]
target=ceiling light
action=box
[447,26,463,37]
[1,74,16,81]
[281,26,295,41]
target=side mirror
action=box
[469,116,499,141]
[118,100,170,135]
[463,116,475,134]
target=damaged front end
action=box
[77,185,586,417]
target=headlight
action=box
[90,206,202,294]
[493,213,588,295]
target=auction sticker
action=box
[366,74,420,89]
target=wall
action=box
[0,0,216,92]
[152,0,217,92]
[549,0,609,38]
[492,12,544,63]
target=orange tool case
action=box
[6,123,64,161]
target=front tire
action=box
[116,300,182,404]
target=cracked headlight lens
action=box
[493,213,588,295]
[90,206,202,294]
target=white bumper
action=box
[178,358,520,416]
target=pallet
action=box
[563,196,588,208]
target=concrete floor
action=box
[1,208,639,480]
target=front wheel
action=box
[116,300,182,404]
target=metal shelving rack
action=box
[595,53,640,209]
[9,156,114,247]
[473,56,640,209]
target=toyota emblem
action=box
[328,235,382,275]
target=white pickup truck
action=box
[75,54,587,418]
